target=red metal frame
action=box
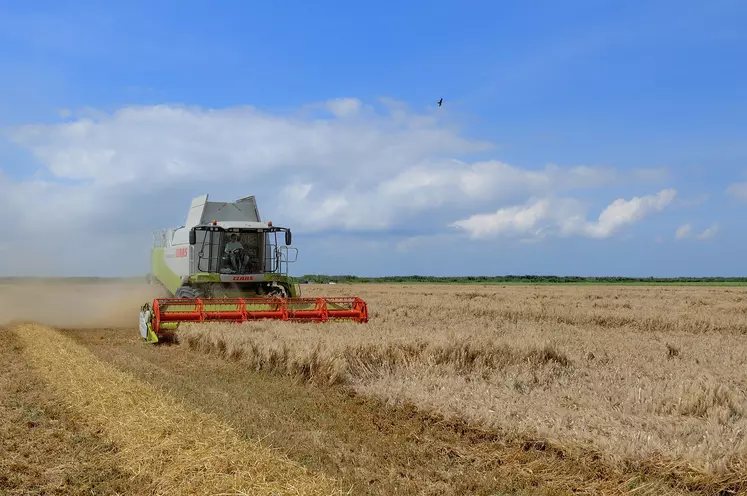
[325,296,369,322]
[150,296,368,336]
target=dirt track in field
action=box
[3,280,746,495]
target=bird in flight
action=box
[437,98,443,107]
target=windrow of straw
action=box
[12,323,344,496]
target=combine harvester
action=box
[139,194,368,343]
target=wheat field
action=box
[3,280,747,494]
[180,283,747,487]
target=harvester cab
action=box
[187,221,297,298]
[139,194,368,343]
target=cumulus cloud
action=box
[450,189,677,240]
[272,160,624,233]
[8,101,489,189]
[578,189,677,239]
[449,199,556,240]
[0,98,678,275]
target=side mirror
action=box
[285,230,292,246]
[189,230,196,245]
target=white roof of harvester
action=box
[204,220,276,230]
[185,194,269,230]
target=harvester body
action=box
[139,194,368,343]
[149,194,299,300]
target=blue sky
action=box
[0,0,745,277]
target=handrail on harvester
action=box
[147,295,368,337]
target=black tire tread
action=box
[175,286,203,299]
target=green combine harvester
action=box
[138,194,369,343]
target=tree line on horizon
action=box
[298,274,747,284]
[1,274,744,285]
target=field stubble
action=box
[180,283,747,488]
[8,321,343,495]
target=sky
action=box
[0,0,745,278]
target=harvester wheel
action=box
[265,283,289,298]
[175,286,203,299]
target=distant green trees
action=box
[297,274,747,285]
[2,275,744,286]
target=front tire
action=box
[175,286,203,299]
[265,283,289,298]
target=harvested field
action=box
[3,279,747,495]
[179,283,747,491]
[0,330,142,495]
[9,322,342,495]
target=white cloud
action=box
[3,100,638,235]
[8,101,491,189]
[696,224,719,240]
[451,189,677,240]
[674,222,719,241]
[325,98,362,117]
[675,223,692,239]
[449,198,555,239]
[726,182,747,202]
[577,188,677,239]
[0,99,679,275]
[273,160,625,233]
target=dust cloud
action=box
[0,279,168,329]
